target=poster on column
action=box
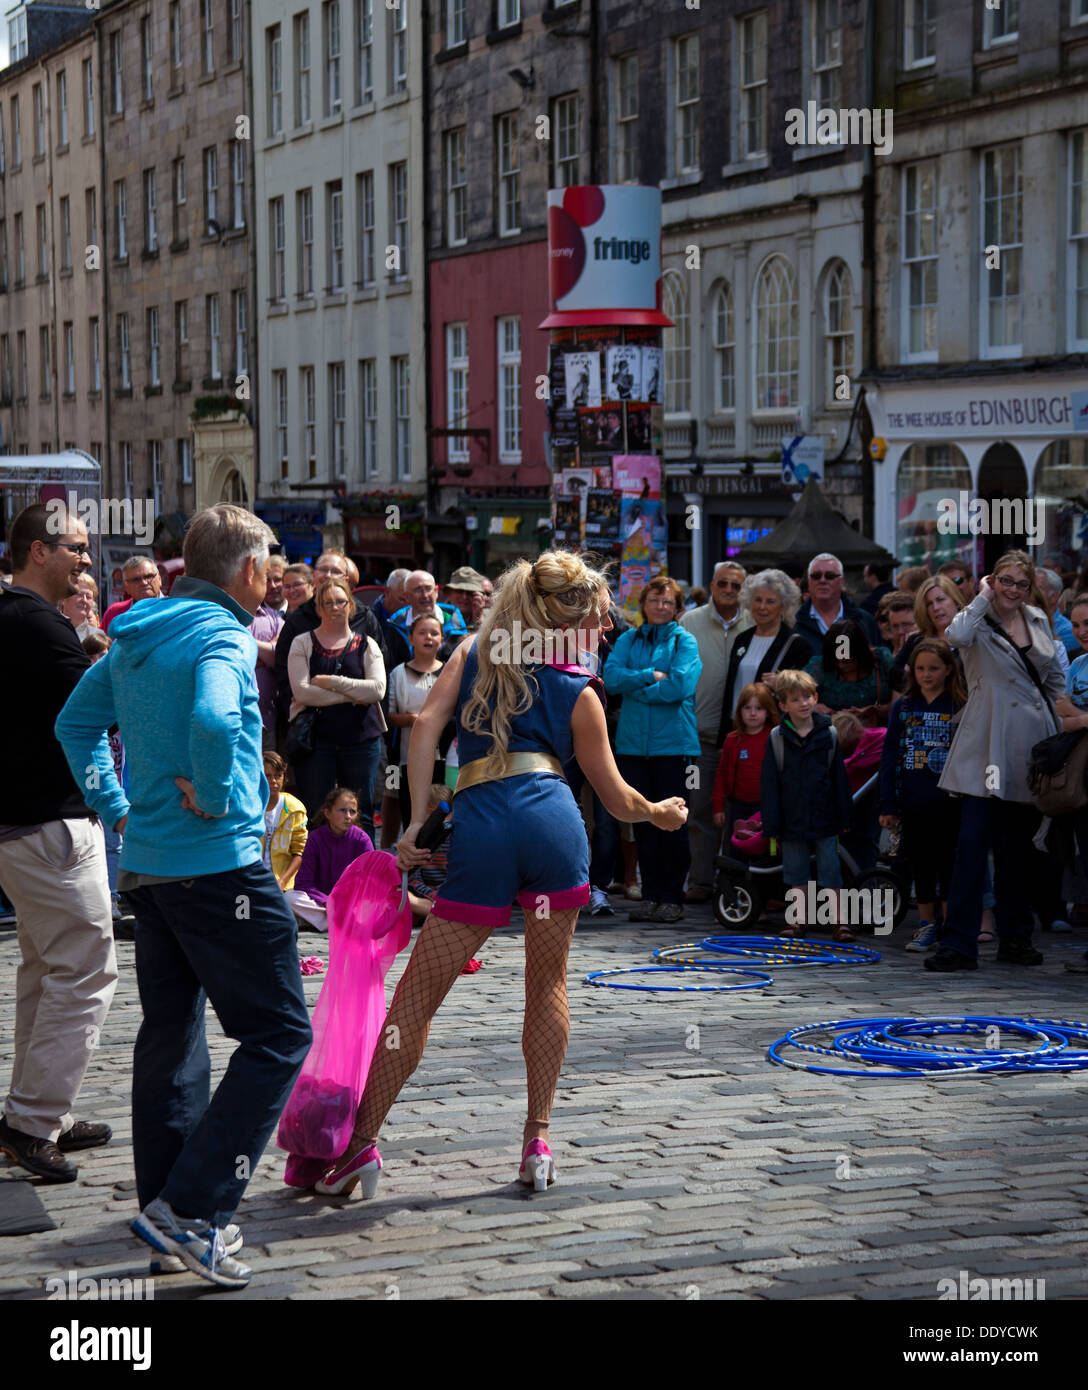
[612,455,661,499]
[605,346,642,402]
[563,353,602,409]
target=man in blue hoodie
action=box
[56,505,312,1289]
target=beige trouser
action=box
[0,818,118,1140]
[285,888,328,932]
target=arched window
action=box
[824,261,854,404]
[712,283,734,411]
[753,255,798,409]
[663,269,690,414]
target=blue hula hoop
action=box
[584,965,773,993]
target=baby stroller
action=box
[712,772,910,932]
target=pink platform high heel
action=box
[519,1139,557,1192]
[314,1143,382,1198]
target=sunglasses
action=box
[949,575,966,586]
[809,571,842,582]
[714,580,743,591]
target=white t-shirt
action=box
[732,634,776,715]
[389,661,443,763]
[263,796,283,869]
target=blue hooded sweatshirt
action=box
[55,576,268,878]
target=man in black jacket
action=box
[0,505,118,1183]
[793,552,880,659]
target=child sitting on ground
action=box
[287,786,373,932]
[760,669,853,942]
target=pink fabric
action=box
[278,850,411,1169]
[516,883,590,910]
[432,896,514,928]
[730,815,769,858]
[844,726,886,794]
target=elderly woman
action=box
[930,550,1073,972]
[890,573,966,690]
[605,575,702,924]
[715,569,812,746]
[804,619,895,726]
[59,573,100,640]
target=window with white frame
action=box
[903,0,935,67]
[499,0,520,26]
[554,94,582,186]
[982,143,1022,353]
[811,0,842,108]
[33,84,43,158]
[274,371,288,474]
[115,179,127,257]
[207,293,221,377]
[389,162,408,279]
[324,1,342,116]
[64,322,75,393]
[120,441,132,496]
[148,306,160,385]
[14,213,23,283]
[391,4,408,92]
[57,70,68,146]
[17,331,27,397]
[329,362,346,474]
[614,55,638,182]
[903,161,938,357]
[295,12,311,124]
[11,96,20,166]
[110,31,124,113]
[118,312,131,388]
[497,113,520,234]
[89,317,101,392]
[179,436,193,483]
[202,0,215,73]
[1077,0,1088,24]
[298,188,314,294]
[302,365,316,476]
[674,36,700,174]
[144,168,158,252]
[230,0,243,64]
[204,146,218,227]
[446,128,466,247]
[173,156,187,242]
[360,359,377,478]
[1070,131,1088,343]
[60,196,71,270]
[327,180,344,290]
[447,0,466,46]
[150,440,163,514]
[393,356,411,479]
[984,0,1018,46]
[663,270,691,413]
[8,12,27,62]
[83,58,94,136]
[85,187,97,252]
[357,0,374,103]
[824,262,854,403]
[0,222,7,289]
[270,197,286,300]
[36,204,46,276]
[170,1,182,69]
[0,108,4,175]
[713,284,735,412]
[233,288,247,374]
[446,323,469,460]
[754,255,799,409]
[175,300,188,380]
[40,325,51,398]
[231,139,245,228]
[2,336,12,399]
[739,12,767,159]
[357,171,375,285]
[497,317,521,462]
[268,25,283,134]
[141,16,153,101]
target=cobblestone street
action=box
[3,906,1088,1302]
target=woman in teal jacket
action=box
[604,576,702,923]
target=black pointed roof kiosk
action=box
[733,477,897,575]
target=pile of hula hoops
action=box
[583,934,878,993]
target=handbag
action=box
[1028,730,1088,816]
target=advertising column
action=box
[540,186,673,625]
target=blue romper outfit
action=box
[432,642,593,927]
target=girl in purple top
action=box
[285,786,373,932]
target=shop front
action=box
[664,466,798,586]
[867,374,1088,575]
[253,502,327,561]
[463,495,552,578]
[342,510,425,581]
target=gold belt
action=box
[454,752,564,796]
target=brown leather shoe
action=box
[0,1118,78,1182]
[57,1121,112,1152]
[684,886,712,904]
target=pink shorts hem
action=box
[431,897,512,928]
[516,883,591,911]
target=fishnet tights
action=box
[347,908,579,1159]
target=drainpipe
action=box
[861,0,876,537]
[421,0,435,568]
[42,55,60,451]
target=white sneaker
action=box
[150,1222,243,1273]
[588,887,615,916]
[132,1199,251,1289]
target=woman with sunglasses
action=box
[287,576,387,834]
[927,550,1070,972]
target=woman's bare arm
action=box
[571,686,686,828]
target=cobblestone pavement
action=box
[2,904,1088,1301]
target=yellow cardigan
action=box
[265,793,308,888]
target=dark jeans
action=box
[568,764,622,891]
[128,862,312,1227]
[292,736,382,840]
[941,796,1051,961]
[617,755,690,906]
